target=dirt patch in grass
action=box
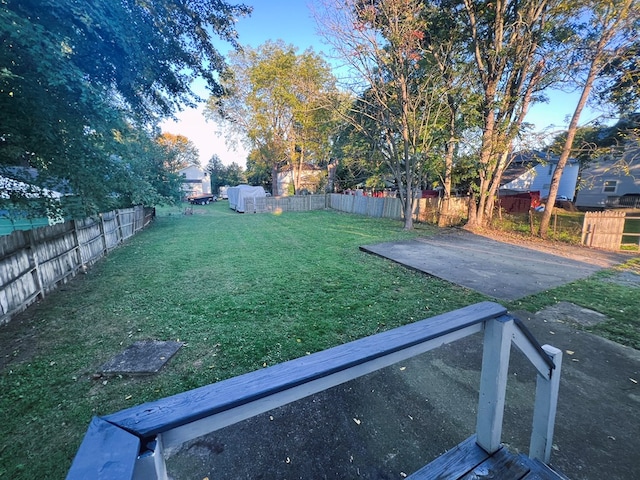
[0,310,40,370]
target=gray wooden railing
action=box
[66,301,562,479]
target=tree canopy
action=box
[206,154,246,194]
[207,40,337,195]
[1,0,250,216]
[316,0,638,230]
[157,133,201,171]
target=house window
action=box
[603,180,617,193]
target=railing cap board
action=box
[105,301,507,438]
[66,416,140,480]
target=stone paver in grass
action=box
[98,340,183,375]
[532,301,608,327]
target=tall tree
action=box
[206,154,227,195]
[157,133,201,171]
[319,0,451,229]
[245,149,274,191]
[208,41,337,195]
[420,1,481,226]
[206,154,247,192]
[459,0,558,228]
[331,120,390,192]
[539,0,639,238]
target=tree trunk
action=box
[401,72,414,230]
[466,96,497,229]
[271,164,279,196]
[483,150,510,223]
[537,0,632,237]
[438,101,456,228]
[438,142,453,227]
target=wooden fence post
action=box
[99,214,107,255]
[116,209,123,245]
[71,219,84,269]
[27,229,44,301]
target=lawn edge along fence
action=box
[0,206,154,325]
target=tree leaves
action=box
[210,41,337,195]
[1,0,250,215]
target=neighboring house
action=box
[276,163,326,196]
[178,165,210,198]
[575,139,640,210]
[500,150,580,201]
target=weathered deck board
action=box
[407,435,490,479]
[408,435,568,480]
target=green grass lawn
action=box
[1,202,638,478]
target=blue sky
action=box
[161,1,594,167]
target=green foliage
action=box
[157,133,201,171]
[511,261,640,349]
[206,155,247,192]
[492,211,584,244]
[548,115,640,167]
[208,41,338,195]
[245,149,274,190]
[331,120,391,191]
[0,0,250,216]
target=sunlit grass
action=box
[0,203,482,478]
[508,257,640,349]
[1,202,638,478]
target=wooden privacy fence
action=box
[581,210,635,250]
[328,194,468,226]
[242,193,468,226]
[0,206,154,325]
[245,194,328,214]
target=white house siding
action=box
[501,161,580,200]
[575,150,640,209]
[178,166,210,197]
